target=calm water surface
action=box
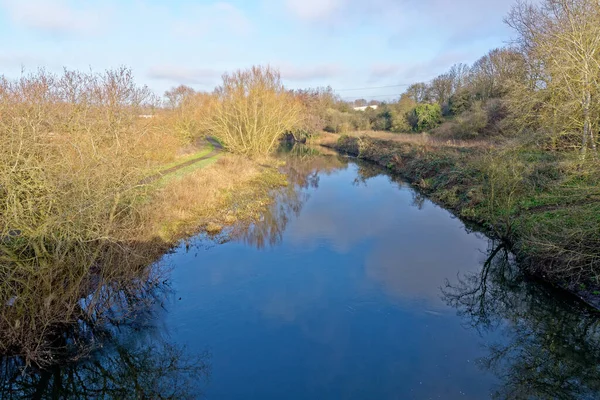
[167,159,495,399]
[161,154,600,399]
[3,153,599,399]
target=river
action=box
[2,150,599,399]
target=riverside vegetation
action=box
[319,0,600,302]
[2,0,600,371]
[0,66,298,366]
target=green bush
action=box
[391,111,411,132]
[433,102,488,139]
[323,109,349,133]
[407,103,443,132]
[351,111,372,131]
[447,89,472,116]
[371,107,393,131]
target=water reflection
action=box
[167,154,501,398]
[0,333,209,399]
[274,150,600,398]
[231,148,349,250]
[352,161,385,187]
[281,146,349,190]
[0,276,211,399]
[228,150,489,307]
[443,243,600,399]
[163,148,600,399]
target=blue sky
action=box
[0,0,518,100]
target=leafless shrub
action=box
[0,67,173,365]
[161,85,215,142]
[203,66,304,156]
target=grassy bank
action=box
[325,133,600,306]
[0,139,287,365]
[0,68,289,365]
[138,153,286,243]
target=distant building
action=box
[353,105,378,112]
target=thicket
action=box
[353,0,600,155]
[322,0,600,150]
[161,67,305,156]
[161,84,215,142]
[202,66,304,156]
[0,67,183,364]
[0,64,302,365]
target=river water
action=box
[2,151,599,399]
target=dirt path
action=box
[141,137,223,184]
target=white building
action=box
[353,105,379,112]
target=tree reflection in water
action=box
[443,241,600,399]
[352,162,383,187]
[267,146,600,400]
[0,277,210,399]
[232,146,348,250]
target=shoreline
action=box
[320,134,600,312]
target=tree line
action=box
[160,0,600,159]
[295,0,600,158]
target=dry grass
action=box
[316,130,492,150]
[139,155,287,243]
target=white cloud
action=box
[278,63,344,82]
[147,65,221,85]
[172,2,252,38]
[0,53,41,67]
[368,51,472,84]
[148,63,344,88]
[283,0,517,40]
[285,0,344,21]
[369,63,405,79]
[1,0,108,35]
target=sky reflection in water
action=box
[6,154,597,399]
[165,158,499,399]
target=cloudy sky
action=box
[0,0,517,100]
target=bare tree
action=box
[430,73,454,106]
[164,85,196,109]
[448,63,471,92]
[470,48,527,101]
[506,0,600,156]
[405,82,431,103]
[205,66,303,156]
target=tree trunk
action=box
[581,89,591,157]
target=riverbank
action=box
[137,151,287,246]
[0,135,288,364]
[320,132,600,308]
[0,67,302,365]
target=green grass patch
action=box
[154,155,221,187]
[154,143,214,172]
